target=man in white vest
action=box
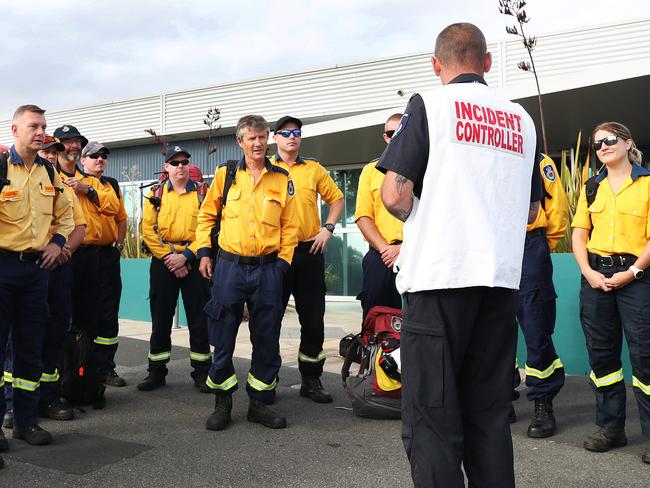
[378,23,541,488]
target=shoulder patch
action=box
[542,164,556,182]
[391,113,410,140]
[287,179,295,196]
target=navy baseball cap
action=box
[274,115,303,134]
[42,135,65,152]
[53,125,88,148]
[165,145,191,162]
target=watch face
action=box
[636,269,644,279]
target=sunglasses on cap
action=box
[592,135,624,151]
[43,136,62,144]
[89,153,108,160]
[385,130,395,139]
[276,129,302,138]
[167,159,190,167]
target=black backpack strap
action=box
[210,160,239,257]
[585,175,600,207]
[101,176,121,199]
[0,152,9,193]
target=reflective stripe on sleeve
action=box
[525,358,564,379]
[206,374,238,391]
[148,351,171,362]
[94,336,119,346]
[190,351,211,362]
[589,369,624,388]
[247,373,277,391]
[633,376,650,395]
[298,350,327,364]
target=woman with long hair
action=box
[572,121,650,464]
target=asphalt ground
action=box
[0,306,649,487]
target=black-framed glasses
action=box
[593,135,623,151]
[277,129,302,138]
[167,158,190,167]
[385,130,395,139]
[89,153,108,160]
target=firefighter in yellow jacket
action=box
[512,154,569,438]
[138,146,211,392]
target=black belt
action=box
[296,241,314,253]
[588,252,636,268]
[218,249,277,265]
[526,228,545,238]
[0,249,42,263]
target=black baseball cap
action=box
[53,125,88,148]
[42,135,65,152]
[274,115,303,134]
[165,145,191,162]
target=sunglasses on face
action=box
[385,130,395,139]
[277,129,302,138]
[89,153,108,160]
[592,135,623,151]
[167,159,190,167]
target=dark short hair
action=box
[435,23,487,71]
[236,115,269,140]
[13,104,46,122]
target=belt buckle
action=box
[600,256,614,267]
[18,251,34,263]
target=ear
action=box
[11,123,18,138]
[483,52,493,73]
[431,56,442,76]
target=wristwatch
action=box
[323,223,335,233]
[115,242,125,252]
[86,186,96,198]
[629,265,644,279]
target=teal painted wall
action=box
[515,253,632,377]
[120,259,188,326]
[120,255,633,376]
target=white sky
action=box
[0,0,648,121]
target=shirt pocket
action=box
[617,199,648,219]
[0,187,27,223]
[224,187,241,219]
[262,196,284,227]
[37,184,56,214]
[298,182,317,207]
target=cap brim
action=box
[42,142,66,152]
[274,116,303,133]
[165,151,191,162]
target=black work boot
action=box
[206,395,232,431]
[192,370,212,394]
[104,369,127,387]
[13,425,52,446]
[137,367,167,391]
[300,377,333,404]
[0,429,7,451]
[39,401,74,421]
[247,398,287,429]
[508,404,517,424]
[527,398,556,438]
[584,427,627,452]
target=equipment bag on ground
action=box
[341,305,402,419]
[61,329,106,408]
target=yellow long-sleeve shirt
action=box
[196,158,298,265]
[0,147,74,252]
[97,177,127,246]
[143,179,203,260]
[528,155,569,251]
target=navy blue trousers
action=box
[281,242,326,379]
[580,259,650,437]
[513,232,565,401]
[0,254,49,427]
[204,256,283,402]
[95,245,122,376]
[357,248,402,320]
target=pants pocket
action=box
[401,321,444,408]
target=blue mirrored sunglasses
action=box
[277,129,302,138]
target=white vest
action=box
[394,83,537,293]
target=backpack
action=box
[341,306,403,419]
[61,329,106,409]
[0,151,57,194]
[210,160,238,258]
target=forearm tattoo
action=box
[395,174,409,195]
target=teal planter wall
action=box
[120,255,633,376]
[120,259,188,326]
[515,253,632,377]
